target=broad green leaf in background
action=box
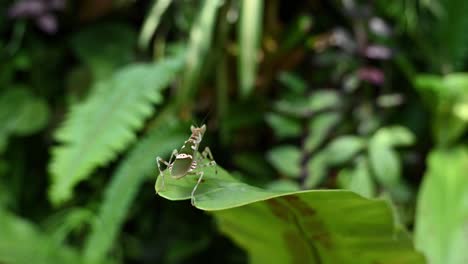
[415,148,468,264]
[239,0,263,97]
[49,52,184,205]
[179,0,222,104]
[155,166,425,264]
[138,0,173,50]
[71,23,137,79]
[0,209,81,264]
[84,119,186,264]
[267,145,301,178]
[0,88,49,152]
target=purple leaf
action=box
[36,13,58,34]
[358,67,385,85]
[364,45,392,60]
[8,0,46,18]
[369,17,392,37]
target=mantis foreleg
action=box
[156,149,178,191]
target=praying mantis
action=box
[156,124,217,205]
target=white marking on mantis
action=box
[176,154,193,159]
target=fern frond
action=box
[49,53,184,205]
[0,209,81,264]
[83,120,186,264]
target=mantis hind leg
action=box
[201,147,217,174]
[191,148,217,206]
[191,171,204,206]
[156,149,178,191]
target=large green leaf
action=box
[415,148,468,264]
[49,53,184,205]
[83,119,186,264]
[0,209,81,264]
[156,166,425,263]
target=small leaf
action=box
[372,126,415,147]
[323,135,366,165]
[274,90,341,117]
[304,151,328,188]
[415,148,468,264]
[368,137,401,188]
[265,113,301,139]
[305,112,341,151]
[267,145,301,178]
[338,157,375,198]
[278,71,307,94]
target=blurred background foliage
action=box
[1,0,468,263]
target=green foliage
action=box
[415,73,468,145]
[0,88,49,152]
[4,0,468,263]
[49,53,185,205]
[71,23,137,79]
[0,210,81,264]
[415,148,468,264]
[84,120,186,264]
[322,135,365,165]
[432,0,468,71]
[156,166,425,263]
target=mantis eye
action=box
[190,125,195,132]
[200,124,206,134]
